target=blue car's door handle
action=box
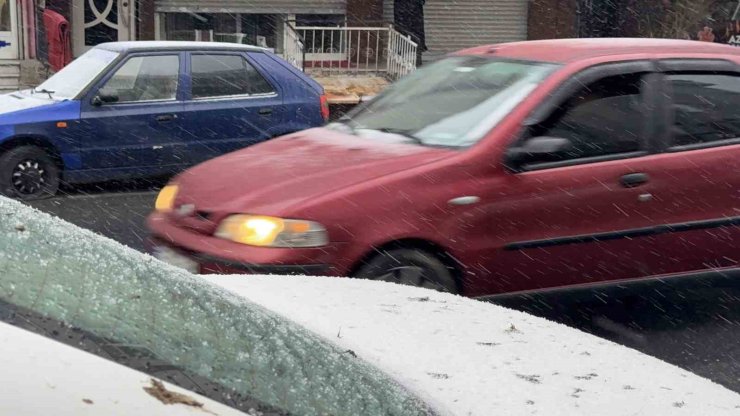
[156,114,177,122]
[258,108,273,116]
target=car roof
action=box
[95,41,268,53]
[212,275,740,416]
[459,38,740,63]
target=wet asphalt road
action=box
[26,185,740,394]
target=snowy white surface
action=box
[209,275,740,416]
[0,91,56,113]
[0,321,244,416]
[97,41,267,52]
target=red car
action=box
[148,38,740,297]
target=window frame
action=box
[656,59,740,153]
[508,61,660,172]
[92,52,185,106]
[186,51,278,102]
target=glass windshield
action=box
[335,56,557,148]
[0,197,431,416]
[35,48,120,99]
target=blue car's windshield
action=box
[35,48,120,100]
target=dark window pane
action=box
[244,60,275,94]
[84,0,118,46]
[536,73,644,160]
[0,0,10,32]
[668,74,740,147]
[191,54,274,98]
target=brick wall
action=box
[527,0,578,40]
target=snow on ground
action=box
[209,275,740,416]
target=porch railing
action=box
[285,24,417,81]
[282,23,305,71]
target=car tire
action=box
[0,146,60,200]
[354,248,459,294]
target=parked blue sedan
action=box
[0,41,329,199]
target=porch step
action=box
[0,75,20,87]
[0,60,20,76]
[0,60,21,92]
[315,75,390,104]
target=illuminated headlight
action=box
[155,185,179,212]
[215,215,328,248]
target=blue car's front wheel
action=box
[0,146,60,200]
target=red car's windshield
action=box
[334,56,558,148]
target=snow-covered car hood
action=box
[208,275,740,416]
[1,195,738,415]
[0,91,77,128]
[0,90,58,114]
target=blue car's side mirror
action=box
[92,94,119,107]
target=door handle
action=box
[620,173,649,188]
[156,114,176,122]
[258,108,273,116]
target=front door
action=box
[72,0,135,57]
[0,0,18,59]
[465,63,666,296]
[78,53,187,173]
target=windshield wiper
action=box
[357,127,426,145]
[375,128,426,145]
[32,88,55,99]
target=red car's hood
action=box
[174,128,454,214]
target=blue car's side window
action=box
[98,55,180,104]
[190,54,276,99]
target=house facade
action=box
[1,0,37,92]
[33,0,531,61]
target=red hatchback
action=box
[148,38,740,297]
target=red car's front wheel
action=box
[355,248,460,294]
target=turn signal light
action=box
[155,185,179,212]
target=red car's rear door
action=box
[633,59,740,276]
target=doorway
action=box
[72,0,136,56]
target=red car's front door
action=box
[460,64,669,297]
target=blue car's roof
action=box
[96,41,268,53]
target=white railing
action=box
[387,28,418,80]
[285,24,417,80]
[283,24,305,71]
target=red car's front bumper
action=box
[147,212,345,276]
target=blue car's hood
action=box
[0,90,58,114]
[0,91,80,126]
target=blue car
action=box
[0,41,328,199]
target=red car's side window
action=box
[666,73,740,149]
[523,72,648,164]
